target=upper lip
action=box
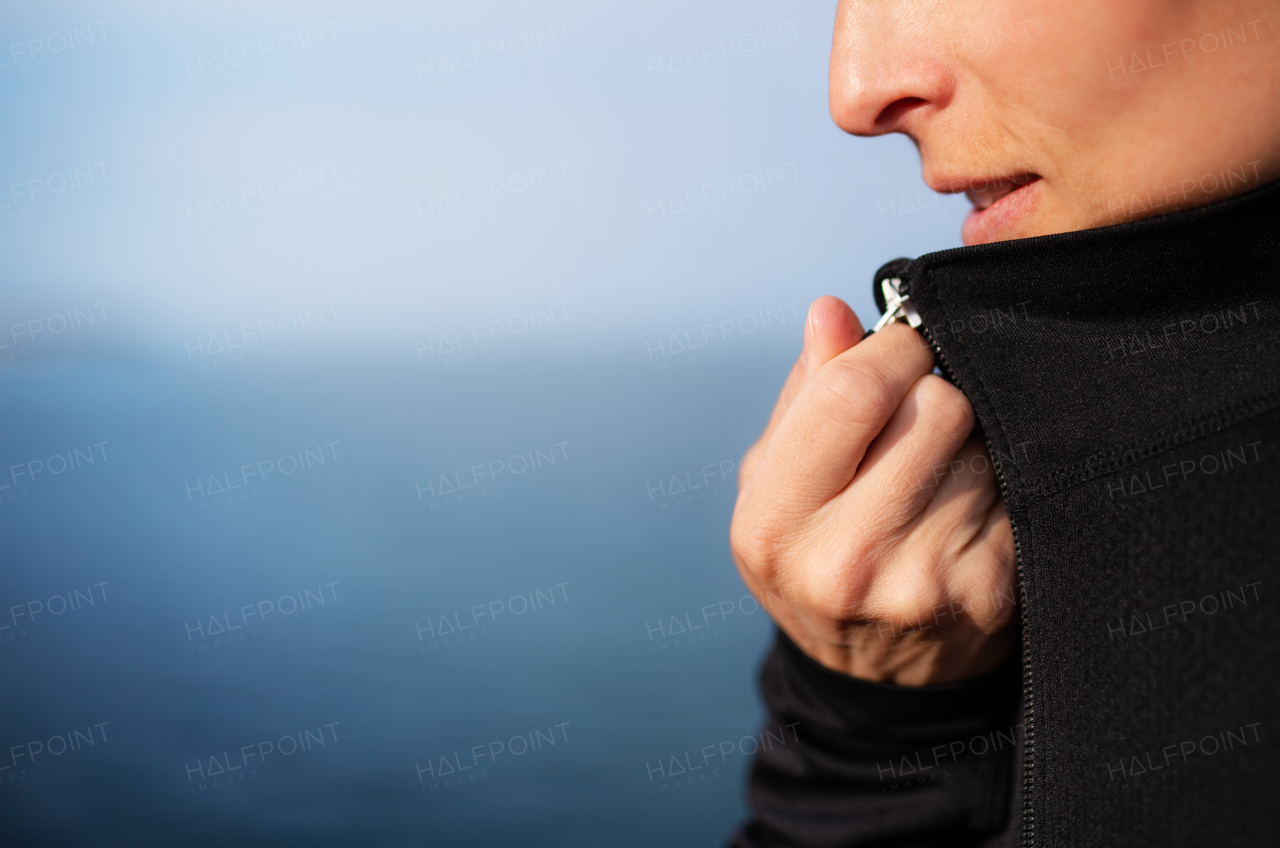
[928,172,1041,210]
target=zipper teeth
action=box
[911,303,1035,848]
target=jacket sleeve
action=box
[730,629,1021,848]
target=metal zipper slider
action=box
[870,277,922,333]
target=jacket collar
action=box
[875,178,1280,508]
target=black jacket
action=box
[733,178,1280,847]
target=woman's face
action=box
[830,0,1280,244]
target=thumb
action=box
[802,295,864,378]
[747,296,865,475]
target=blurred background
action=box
[0,1,969,844]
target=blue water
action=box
[0,1,967,842]
[0,345,796,845]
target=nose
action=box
[828,2,954,137]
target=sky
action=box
[0,1,969,845]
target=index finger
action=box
[743,323,936,509]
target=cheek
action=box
[946,1,1201,232]
[950,1,1178,146]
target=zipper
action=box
[876,271,1036,848]
[870,277,922,333]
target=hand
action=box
[730,296,1018,685]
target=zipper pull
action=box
[870,277,922,333]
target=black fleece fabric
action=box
[732,178,1280,847]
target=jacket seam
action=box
[1016,389,1280,506]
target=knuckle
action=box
[917,375,975,438]
[803,545,879,624]
[814,359,894,429]
[879,589,938,626]
[985,591,1018,631]
[813,586,867,626]
[808,594,849,626]
[728,506,784,576]
[871,559,945,624]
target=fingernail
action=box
[799,305,816,364]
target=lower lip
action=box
[961,178,1041,246]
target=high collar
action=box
[874,178,1280,511]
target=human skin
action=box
[730,1,1280,685]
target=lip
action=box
[950,174,1042,245]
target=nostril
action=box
[875,97,927,129]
